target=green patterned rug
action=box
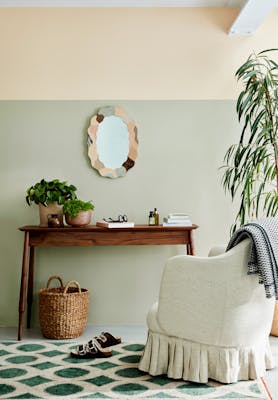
[0,341,271,399]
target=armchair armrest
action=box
[208,245,226,257]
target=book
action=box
[96,221,135,228]
[167,213,190,220]
[163,221,192,227]
[163,217,192,224]
[163,218,192,224]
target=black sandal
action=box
[94,332,122,347]
[70,338,112,359]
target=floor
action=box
[0,326,278,399]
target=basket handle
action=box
[46,275,64,289]
[63,280,81,294]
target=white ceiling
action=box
[0,0,277,36]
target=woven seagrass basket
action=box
[39,275,89,339]
[270,300,278,336]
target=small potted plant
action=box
[26,179,77,226]
[63,199,94,227]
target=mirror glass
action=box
[87,106,138,178]
[97,116,129,169]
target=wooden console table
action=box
[18,224,198,340]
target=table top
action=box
[19,224,198,232]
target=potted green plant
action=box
[26,179,77,226]
[222,49,278,335]
[63,199,94,227]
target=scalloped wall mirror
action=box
[87,106,138,179]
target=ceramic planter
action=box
[65,210,92,227]
[39,202,63,227]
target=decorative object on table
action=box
[148,210,155,225]
[63,199,94,227]
[39,275,89,339]
[153,207,159,225]
[96,215,134,228]
[221,49,278,336]
[163,213,192,226]
[0,341,271,399]
[87,106,138,179]
[26,178,77,227]
[47,213,62,227]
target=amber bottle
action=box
[154,208,159,225]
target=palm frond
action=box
[222,49,278,234]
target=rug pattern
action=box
[0,341,270,399]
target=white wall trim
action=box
[229,0,278,35]
[0,0,239,7]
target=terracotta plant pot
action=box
[65,210,92,227]
[39,202,64,227]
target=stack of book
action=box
[163,213,192,227]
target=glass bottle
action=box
[154,208,159,225]
[148,211,155,226]
[47,214,62,228]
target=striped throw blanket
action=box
[226,218,278,299]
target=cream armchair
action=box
[139,240,275,383]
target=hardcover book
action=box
[96,221,135,228]
[163,216,192,226]
[162,221,192,227]
[167,213,190,220]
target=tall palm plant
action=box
[222,49,278,234]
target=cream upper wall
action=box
[1,7,278,100]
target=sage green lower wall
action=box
[0,100,239,328]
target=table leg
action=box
[27,246,34,329]
[18,231,29,341]
[188,230,195,256]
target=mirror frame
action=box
[87,106,138,178]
